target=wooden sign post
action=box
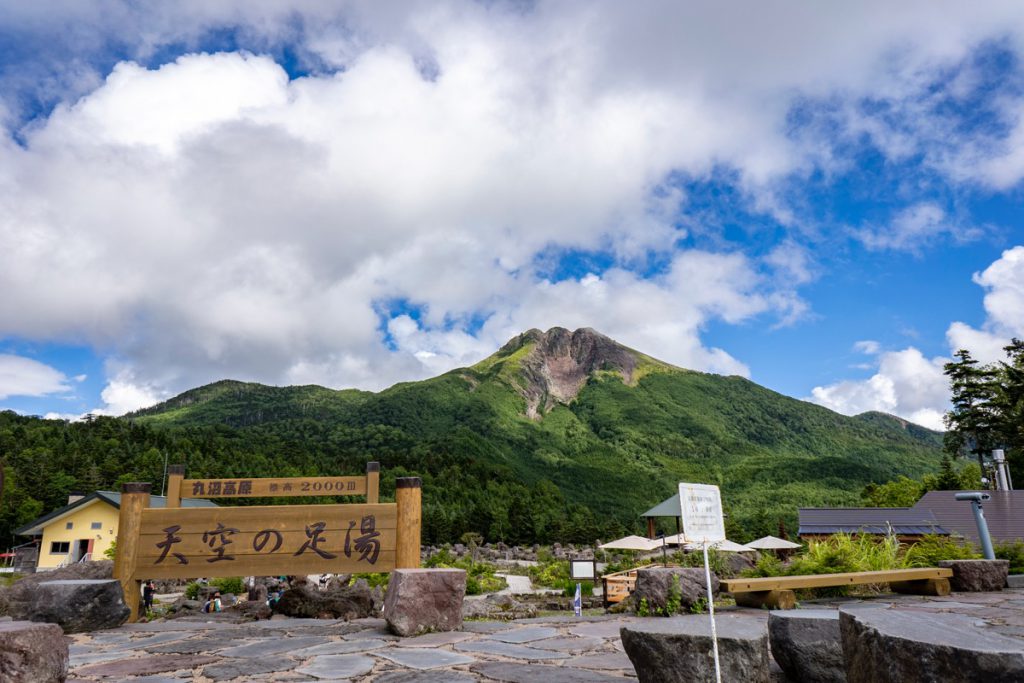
[114,463,417,622]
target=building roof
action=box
[913,490,1024,544]
[641,493,680,518]
[798,506,949,537]
[15,491,218,536]
[798,490,1024,543]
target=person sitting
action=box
[203,590,222,613]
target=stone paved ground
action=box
[66,588,1024,682]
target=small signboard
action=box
[678,482,726,545]
[570,559,597,581]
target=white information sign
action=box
[679,482,725,683]
[678,482,726,544]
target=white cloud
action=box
[811,245,1024,429]
[947,245,1024,363]
[3,3,1024,402]
[93,374,167,416]
[853,340,881,355]
[809,348,950,430]
[853,203,982,253]
[0,355,70,400]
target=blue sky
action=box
[2,2,1024,429]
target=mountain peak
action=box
[493,327,644,418]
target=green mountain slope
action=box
[120,327,943,541]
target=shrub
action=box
[674,548,730,577]
[995,540,1024,574]
[742,552,783,578]
[904,534,979,567]
[422,551,507,595]
[350,573,390,590]
[787,533,901,576]
[211,577,245,595]
[184,581,201,600]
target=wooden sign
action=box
[113,466,419,622]
[136,503,398,579]
[165,462,380,506]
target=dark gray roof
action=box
[913,490,1024,544]
[15,490,217,536]
[798,507,949,537]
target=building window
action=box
[91,522,102,530]
[50,541,70,554]
[65,522,73,530]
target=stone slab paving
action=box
[486,626,560,643]
[295,653,377,679]
[395,631,475,647]
[375,648,477,670]
[63,587,1024,682]
[454,640,571,660]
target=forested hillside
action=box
[0,328,946,549]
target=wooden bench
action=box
[721,567,954,609]
[602,564,660,607]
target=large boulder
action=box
[462,593,538,620]
[0,620,68,682]
[274,581,373,620]
[632,567,718,615]
[0,560,114,616]
[621,615,770,683]
[938,559,1009,592]
[769,609,845,683]
[840,607,1024,682]
[383,568,466,637]
[8,579,129,633]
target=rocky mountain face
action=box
[497,327,650,418]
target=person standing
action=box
[142,580,156,612]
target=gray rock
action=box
[248,583,268,602]
[383,568,466,637]
[462,593,537,620]
[620,615,770,683]
[274,581,374,620]
[0,620,68,682]
[10,579,129,633]
[768,609,845,683]
[839,607,1024,682]
[939,559,1010,592]
[632,567,718,614]
[0,561,114,616]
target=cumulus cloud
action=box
[0,355,70,400]
[810,348,950,430]
[947,245,1024,362]
[4,2,1024,408]
[810,246,1024,429]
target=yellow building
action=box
[16,491,217,571]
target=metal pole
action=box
[703,542,722,683]
[970,500,996,560]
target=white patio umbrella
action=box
[671,537,752,552]
[744,535,801,550]
[597,535,661,551]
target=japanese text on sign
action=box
[184,476,366,498]
[152,515,383,566]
